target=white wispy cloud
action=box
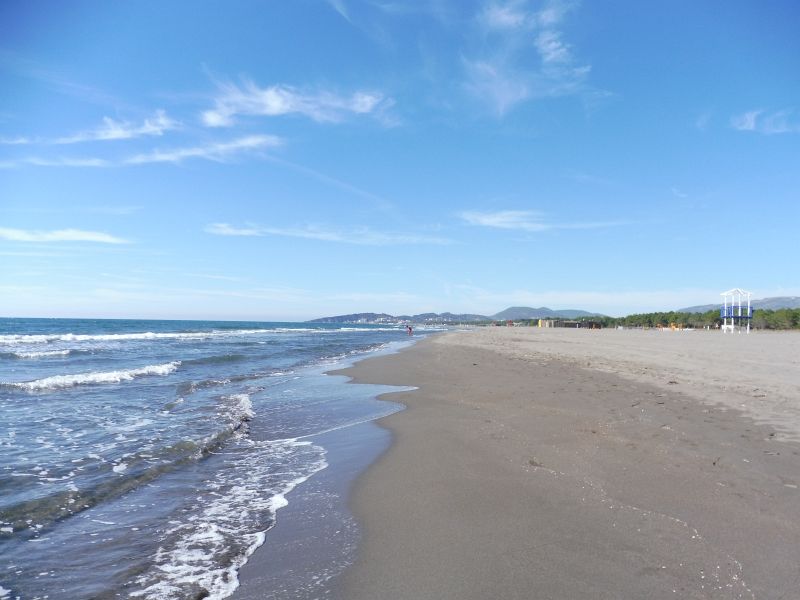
[535,1,571,27]
[325,0,352,22]
[0,136,32,145]
[463,60,531,117]
[481,2,528,28]
[467,0,591,115]
[731,110,761,131]
[125,135,282,165]
[0,111,178,146]
[205,222,451,246]
[460,209,623,232]
[1,136,279,169]
[0,227,128,244]
[461,209,549,231]
[204,223,264,237]
[479,0,572,30]
[534,30,571,64]
[55,110,179,144]
[202,79,390,127]
[731,109,800,134]
[0,157,112,169]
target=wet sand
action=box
[231,422,391,600]
[334,328,800,599]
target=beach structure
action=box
[720,288,753,333]
[538,319,600,329]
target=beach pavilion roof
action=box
[721,288,752,297]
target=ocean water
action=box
[0,318,423,599]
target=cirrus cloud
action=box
[125,135,281,165]
[205,222,451,246]
[0,227,128,244]
[460,209,624,232]
[55,110,179,144]
[467,0,592,116]
[202,79,390,127]
[1,110,179,146]
[731,109,800,134]
[0,136,281,169]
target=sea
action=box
[0,318,429,599]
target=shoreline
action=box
[230,338,418,600]
[230,420,392,600]
[333,328,800,599]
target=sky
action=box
[1,0,798,321]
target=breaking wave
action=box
[6,361,181,391]
[0,330,274,345]
[1,350,73,359]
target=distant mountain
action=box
[307,312,489,324]
[308,306,605,324]
[396,312,490,323]
[492,306,603,320]
[439,312,490,321]
[310,299,797,323]
[679,296,800,313]
[307,312,397,324]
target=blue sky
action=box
[1,0,798,320]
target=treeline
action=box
[594,310,720,329]
[750,308,800,330]
[582,308,800,330]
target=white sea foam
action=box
[13,349,71,358]
[0,585,10,598]
[226,394,254,422]
[0,330,271,345]
[111,418,154,433]
[10,361,181,391]
[129,439,327,600]
[335,327,402,332]
[0,326,404,347]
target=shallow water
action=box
[0,318,421,599]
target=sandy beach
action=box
[334,328,800,599]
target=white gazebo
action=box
[720,288,753,334]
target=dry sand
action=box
[334,328,800,599]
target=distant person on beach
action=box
[407,325,413,335]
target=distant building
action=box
[538,319,601,329]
